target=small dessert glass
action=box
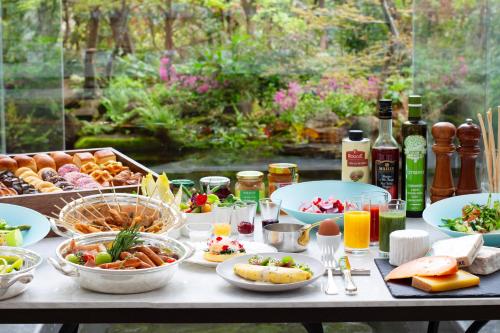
[234,201,257,240]
[259,198,282,228]
[185,223,213,242]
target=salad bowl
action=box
[422,193,500,247]
[49,231,194,294]
[0,246,42,300]
[270,180,390,227]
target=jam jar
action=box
[267,163,299,194]
[235,171,265,205]
[200,176,231,199]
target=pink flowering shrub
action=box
[274,81,302,112]
[159,56,218,94]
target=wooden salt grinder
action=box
[456,119,481,195]
[431,122,457,203]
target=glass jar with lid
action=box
[235,171,265,205]
[170,179,196,202]
[267,163,299,194]
[199,176,231,199]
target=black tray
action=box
[374,259,500,298]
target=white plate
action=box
[216,252,325,292]
[186,241,277,268]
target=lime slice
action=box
[10,258,23,271]
[0,255,20,264]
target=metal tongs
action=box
[338,256,358,295]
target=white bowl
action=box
[181,212,215,237]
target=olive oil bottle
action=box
[401,95,427,217]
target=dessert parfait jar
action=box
[267,163,299,195]
[235,171,265,206]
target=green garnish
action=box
[441,194,500,233]
[0,219,31,231]
[108,227,143,261]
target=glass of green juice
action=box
[379,199,406,257]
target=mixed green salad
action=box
[248,255,313,274]
[441,194,500,233]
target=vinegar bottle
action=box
[372,99,400,199]
[401,95,427,217]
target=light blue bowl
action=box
[270,180,390,227]
[0,203,50,247]
[422,193,500,247]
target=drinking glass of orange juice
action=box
[213,204,233,236]
[344,197,370,254]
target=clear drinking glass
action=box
[185,223,212,242]
[379,199,406,257]
[362,191,390,246]
[234,201,257,239]
[213,203,233,236]
[259,198,282,228]
[343,196,370,254]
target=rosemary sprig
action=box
[108,227,143,261]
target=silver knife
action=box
[338,256,357,295]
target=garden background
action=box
[1,0,499,180]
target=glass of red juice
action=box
[362,191,389,245]
[259,198,282,228]
[234,201,257,240]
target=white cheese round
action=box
[389,229,430,266]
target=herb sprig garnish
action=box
[108,227,143,261]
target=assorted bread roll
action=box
[50,151,73,169]
[0,149,143,197]
[13,155,37,172]
[0,157,18,172]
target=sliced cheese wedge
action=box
[385,256,458,281]
[429,234,483,267]
[411,270,480,293]
[234,264,312,284]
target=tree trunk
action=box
[318,0,328,50]
[62,0,71,48]
[164,0,175,51]
[106,0,132,80]
[109,5,134,55]
[378,0,401,99]
[240,0,256,35]
[83,7,101,98]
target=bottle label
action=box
[346,149,368,167]
[404,135,426,211]
[375,160,397,195]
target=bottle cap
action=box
[268,163,298,175]
[409,94,422,119]
[171,179,195,188]
[236,171,264,181]
[378,99,393,119]
[348,130,364,141]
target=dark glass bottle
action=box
[401,95,427,217]
[372,99,400,199]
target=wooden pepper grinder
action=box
[431,122,457,203]
[456,119,481,195]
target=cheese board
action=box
[375,259,500,298]
[0,147,157,216]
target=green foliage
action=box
[4,102,52,153]
[75,135,164,153]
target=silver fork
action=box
[321,246,338,295]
